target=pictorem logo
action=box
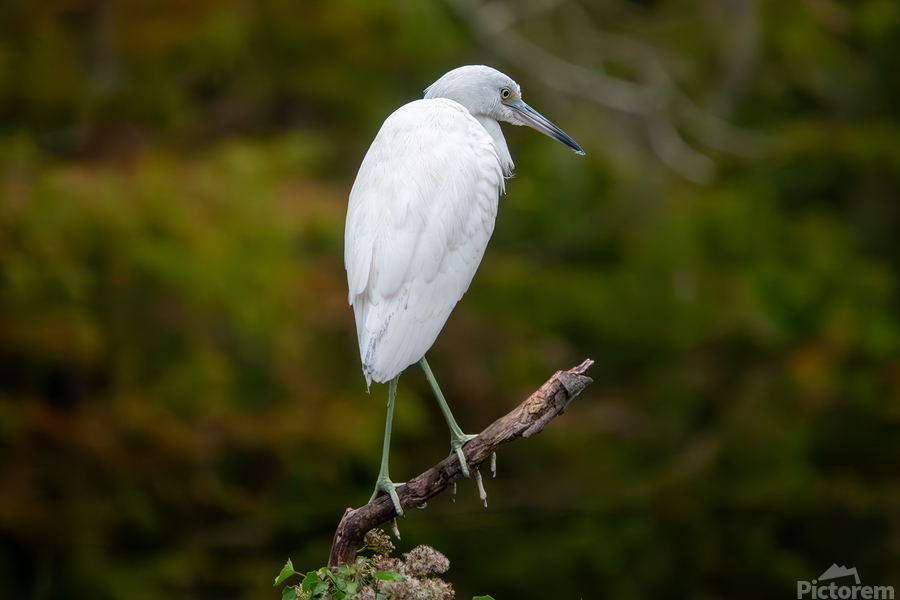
[798,564,894,599]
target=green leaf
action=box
[473,596,496,600]
[281,586,300,600]
[375,571,406,581]
[327,566,348,590]
[274,559,297,586]
[313,580,330,598]
[301,571,320,594]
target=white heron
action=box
[345,65,584,516]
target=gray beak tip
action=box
[509,99,584,157]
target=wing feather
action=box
[344,98,504,386]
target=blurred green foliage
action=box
[1,1,899,599]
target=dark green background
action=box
[1,1,898,598]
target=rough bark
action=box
[328,359,594,568]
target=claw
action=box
[390,518,401,539]
[453,445,471,478]
[451,433,478,478]
[473,468,488,507]
[372,479,404,518]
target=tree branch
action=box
[328,359,594,567]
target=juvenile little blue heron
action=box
[345,65,584,516]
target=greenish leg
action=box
[370,377,404,517]
[419,357,477,478]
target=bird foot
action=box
[371,478,404,518]
[451,433,478,478]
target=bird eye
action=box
[500,87,511,100]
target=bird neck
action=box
[475,115,514,178]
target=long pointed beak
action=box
[507,99,585,155]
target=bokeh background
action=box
[2,0,899,598]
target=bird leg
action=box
[419,357,477,478]
[370,377,404,517]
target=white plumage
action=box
[344,65,583,516]
[346,98,506,387]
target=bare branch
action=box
[328,359,594,568]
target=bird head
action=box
[424,65,584,155]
